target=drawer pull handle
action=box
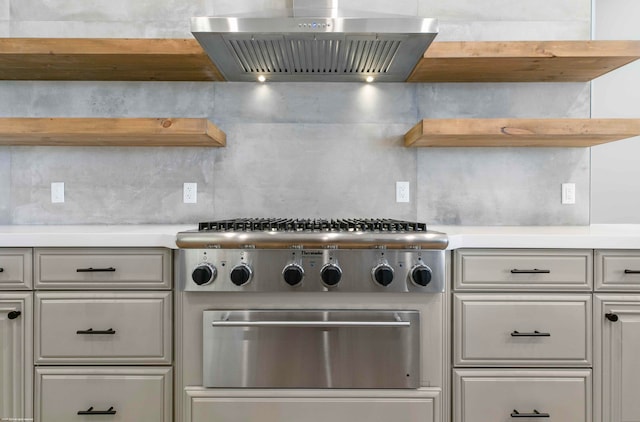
[77,406,117,415]
[0,267,4,272]
[76,328,116,335]
[510,269,551,274]
[511,409,550,418]
[7,311,21,320]
[605,313,619,322]
[76,267,116,272]
[624,269,640,274]
[511,330,551,337]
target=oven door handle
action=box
[210,320,411,328]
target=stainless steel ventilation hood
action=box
[191,0,438,82]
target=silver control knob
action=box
[320,263,342,287]
[372,263,394,287]
[410,263,432,287]
[230,263,253,286]
[192,263,217,286]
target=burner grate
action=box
[198,218,427,233]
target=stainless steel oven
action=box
[175,219,448,422]
[203,309,420,388]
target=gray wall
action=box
[0,0,600,225]
[591,0,640,223]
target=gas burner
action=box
[198,218,428,233]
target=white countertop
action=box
[0,225,196,248]
[2,224,640,249]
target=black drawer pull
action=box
[76,328,116,335]
[605,313,619,322]
[76,267,116,273]
[511,330,551,337]
[511,409,550,418]
[77,406,117,416]
[624,269,640,274]
[510,269,551,274]
[0,267,4,272]
[7,311,21,320]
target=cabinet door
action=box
[595,295,640,422]
[0,293,33,421]
[184,388,440,422]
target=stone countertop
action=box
[2,224,640,249]
[0,225,196,248]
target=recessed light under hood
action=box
[191,0,438,82]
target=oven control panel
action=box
[179,249,445,293]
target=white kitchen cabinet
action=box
[184,388,440,422]
[594,295,640,422]
[35,291,172,365]
[0,293,33,421]
[0,248,33,290]
[452,249,594,422]
[453,369,591,422]
[35,367,172,422]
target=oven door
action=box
[203,309,420,388]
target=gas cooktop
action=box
[177,218,448,250]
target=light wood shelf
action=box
[405,119,640,147]
[407,41,640,82]
[0,118,226,147]
[0,38,224,81]
[2,39,639,83]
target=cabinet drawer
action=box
[453,369,591,422]
[454,249,592,291]
[34,248,171,289]
[35,367,172,422]
[184,388,440,422]
[0,248,32,290]
[454,294,591,366]
[35,291,172,364]
[596,250,640,291]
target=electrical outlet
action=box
[51,182,64,203]
[562,183,576,205]
[396,181,410,203]
[183,182,197,204]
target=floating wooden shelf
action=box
[0,118,226,147]
[407,41,640,82]
[405,119,640,147]
[0,38,224,81]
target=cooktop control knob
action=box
[230,263,253,286]
[282,264,305,286]
[192,263,217,286]
[372,263,394,287]
[321,263,342,287]
[410,263,432,287]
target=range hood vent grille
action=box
[225,36,403,75]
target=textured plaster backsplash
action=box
[0,0,596,225]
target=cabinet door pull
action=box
[7,310,21,320]
[511,409,550,418]
[511,330,551,337]
[76,328,116,335]
[0,267,4,272]
[510,269,551,274]
[605,313,619,322]
[624,269,640,274]
[77,406,117,415]
[76,267,116,273]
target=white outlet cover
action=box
[396,181,410,203]
[562,183,576,205]
[183,182,197,204]
[51,182,64,203]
